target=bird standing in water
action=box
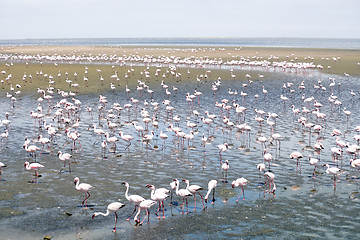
[74,177,94,208]
[92,202,125,232]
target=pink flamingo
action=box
[232,177,248,201]
[173,179,193,214]
[58,151,72,173]
[323,164,341,190]
[122,182,145,221]
[92,202,125,232]
[24,161,44,183]
[204,180,217,204]
[119,131,134,151]
[290,151,303,172]
[74,177,94,209]
[146,184,169,218]
[134,199,157,225]
[183,179,205,210]
[309,155,319,178]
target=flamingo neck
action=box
[124,184,130,201]
[94,209,110,217]
[175,180,180,195]
[205,187,212,200]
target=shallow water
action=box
[1,68,360,239]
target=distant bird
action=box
[232,177,248,201]
[290,151,303,172]
[221,160,229,183]
[24,161,44,183]
[323,164,341,189]
[119,131,134,151]
[309,155,319,178]
[58,151,72,173]
[264,171,276,194]
[204,180,217,203]
[92,202,125,232]
[23,144,40,161]
[74,177,94,208]
[263,149,273,169]
[218,143,228,160]
[257,163,266,180]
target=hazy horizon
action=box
[1,0,359,40]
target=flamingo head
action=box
[92,214,96,219]
[146,184,155,189]
[57,151,61,156]
[122,182,128,186]
[24,162,29,168]
[74,177,79,184]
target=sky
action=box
[0,0,359,40]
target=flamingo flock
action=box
[1,47,360,235]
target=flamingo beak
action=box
[92,214,95,219]
[205,199,208,203]
[232,185,235,188]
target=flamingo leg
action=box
[212,189,216,203]
[193,194,197,210]
[181,198,185,214]
[197,192,205,210]
[127,205,138,221]
[113,212,118,232]
[162,201,165,218]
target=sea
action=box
[0,37,360,49]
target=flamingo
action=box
[350,159,360,173]
[173,179,193,214]
[263,149,273,169]
[134,199,157,225]
[323,164,341,189]
[257,163,266,182]
[232,177,248,201]
[24,162,44,183]
[218,142,228,160]
[146,184,169,218]
[183,179,205,210]
[38,135,51,154]
[119,131,134,151]
[290,151,303,172]
[101,140,107,158]
[264,171,276,194]
[58,151,72,173]
[1,130,9,149]
[23,144,40,160]
[143,130,154,148]
[169,180,177,204]
[65,129,83,151]
[122,182,145,221]
[74,177,94,208]
[204,180,217,204]
[92,202,125,232]
[221,160,229,183]
[309,155,319,178]
[105,132,119,152]
[159,130,168,149]
[0,162,6,181]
